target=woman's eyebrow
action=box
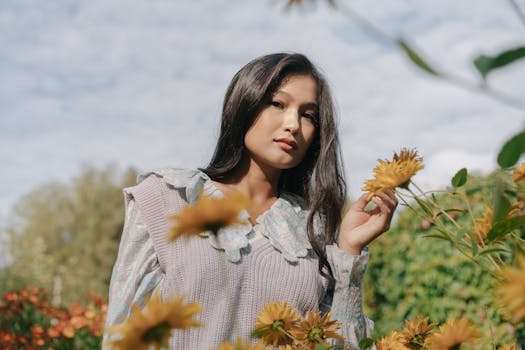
[274,90,318,108]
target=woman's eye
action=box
[302,113,314,119]
[302,113,319,127]
[271,100,284,108]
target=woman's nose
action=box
[283,109,300,133]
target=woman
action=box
[104,53,398,349]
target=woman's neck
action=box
[212,156,281,204]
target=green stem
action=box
[460,189,504,269]
[508,0,525,27]
[408,184,461,229]
[336,2,525,112]
[420,202,501,278]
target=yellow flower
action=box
[253,302,300,346]
[168,191,252,241]
[290,311,343,349]
[106,293,201,350]
[376,331,409,350]
[362,149,424,200]
[496,254,525,324]
[424,318,481,350]
[400,317,436,349]
[514,162,525,183]
[498,343,519,350]
[471,206,493,245]
[216,338,265,350]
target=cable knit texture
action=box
[103,167,374,349]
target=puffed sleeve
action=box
[102,194,164,344]
[322,244,375,350]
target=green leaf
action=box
[398,39,439,76]
[454,229,468,241]
[413,196,434,217]
[434,208,465,221]
[451,168,468,187]
[493,182,511,223]
[487,215,525,242]
[251,328,271,338]
[473,46,525,79]
[315,345,329,350]
[478,247,510,256]
[497,130,525,168]
[359,338,375,350]
[465,186,482,196]
[468,232,479,256]
[422,232,452,242]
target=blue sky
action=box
[1,0,525,229]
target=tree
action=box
[0,164,138,306]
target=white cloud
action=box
[1,0,524,221]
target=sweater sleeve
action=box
[102,196,164,345]
[323,244,375,349]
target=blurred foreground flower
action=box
[363,149,424,200]
[253,302,300,346]
[169,191,252,241]
[514,162,525,183]
[496,254,525,324]
[216,337,266,350]
[290,310,343,349]
[375,330,408,350]
[106,293,201,350]
[498,343,520,350]
[471,206,493,245]
[424,318,481,350]
[400,317,436,349]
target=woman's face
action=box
[244,74,318,171]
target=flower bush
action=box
[362,133,525,349]
[0,287,107,350]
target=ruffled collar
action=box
[144,167,312,263]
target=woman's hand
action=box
[337,190,398,255]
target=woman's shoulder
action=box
[135,167,207,187]
[125,167,209,205]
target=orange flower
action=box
[514,162,525,183]
[3,292,19,302]
[498,343,519,350]
[363,149,424,200]
[30,325,45,337]
[424,318,481,350]
[71,302,84,316]
[253,302,300,346]
[400,317,436,349]
[216,337,266,350]
[47,327,60,338]
[106,293,201,350]
[290,311,343,349]
[376,331,409,350]
[169,191,252,241]
[496,254,525,324]
[62,325,75,338]
[71,315,88,329]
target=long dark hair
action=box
[199,53,347,280]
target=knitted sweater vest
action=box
[128,172,329,349]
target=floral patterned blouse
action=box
[103,168,374,349]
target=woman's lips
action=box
[275,140,294,151]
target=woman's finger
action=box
[352,193,371,211]
[371,196,391,216]
[383,189,398,205]
[376,192,397,209]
